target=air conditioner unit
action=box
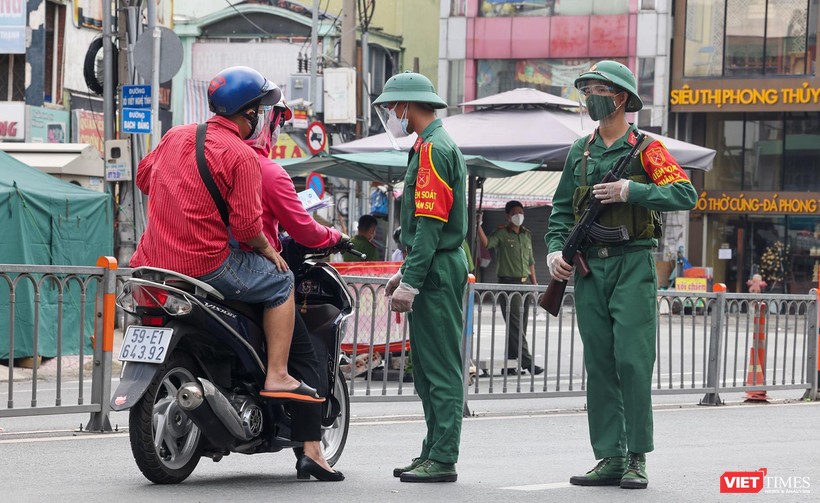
[289,73,324,113]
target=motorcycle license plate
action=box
[118,326,173,364]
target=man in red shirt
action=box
[131,66,322,403]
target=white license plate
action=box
[118,326,173,364]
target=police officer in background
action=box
[477,201,542,375]
[375,71,468,483]
[545,61,697,489]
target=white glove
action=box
[385,271,402,296]
[390,282,419,313]
[593,179,630,204]
[547,251,573,281]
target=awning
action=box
[0,143,104,177]
[278,150,540,184]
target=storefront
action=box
[672,0,820,293]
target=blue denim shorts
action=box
[198,249,294,309]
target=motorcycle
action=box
[111,241,361,484]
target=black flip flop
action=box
[260,381,325,403]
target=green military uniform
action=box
[400,118,468,465]
[343,235,378,262]
[547,123,698,462]
[486,225,535,369]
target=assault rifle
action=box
[540,132,647,316]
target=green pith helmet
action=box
[373,71,448,109]
[574,60,643,112]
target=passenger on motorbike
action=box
[131,66,323,403]
[243,97,346,481]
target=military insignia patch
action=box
[641,141,690,186]
[414,142,453,222]
[417,165,431,189]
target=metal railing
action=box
[0,258,117,430]
[2,262,817,428]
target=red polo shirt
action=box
[130,115,263,277]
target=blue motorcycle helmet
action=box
[207,66,281,117]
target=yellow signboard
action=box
[675,277,708,293]
[269,132,306,160]
[670,83,820,109]
[692,191,820,215]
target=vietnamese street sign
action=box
[122,85,152,108]
[122,109,152,134]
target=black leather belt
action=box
[498,276,528,283]
[586,245,652,260]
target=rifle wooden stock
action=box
[540,251,588,316]
[540,278,566,316]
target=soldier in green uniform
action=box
[374,71,468,483]
[343,214,379,262]
[477,201,542,374]
[545,61,698,490]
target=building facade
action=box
[672,0,820,293]
[438,0,672,130]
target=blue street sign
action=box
[122,108,152,134]
[122,85,152,109]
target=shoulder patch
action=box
[414,142,453,222]
[640,140,691,186]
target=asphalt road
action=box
[2,400,818,503]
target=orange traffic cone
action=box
[745,301,769,402]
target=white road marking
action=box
[0,432,128,444]
[500,482,572,491]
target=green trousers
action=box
[408,248,468,465]
[574,248,656,459]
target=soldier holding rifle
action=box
[544,61,697,489]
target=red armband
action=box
[641,141,690,186]
[414,142,453,222]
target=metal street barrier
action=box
[1,263,817,429]
[0,257,118,431]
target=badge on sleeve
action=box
[414,142,453,222]
[640,141,690,186]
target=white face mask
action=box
[510,214,524,227]
[385,106,409,138]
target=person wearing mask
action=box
[343,214,379,261]
[546,61,697,490]
[131,66,322,403]
[477,200,542,375]
[244,97,345,481]
[375,71,468,483]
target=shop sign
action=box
[693,191,820,215]
[269,132,305,160]
[0,0,26,54]
[72,109,105,157]
[0,102,25,141]
[27,106,70,143]
[671,83,820,109]
[675,277,709,293]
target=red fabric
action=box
[641,140,690,186]
[131,115,263,277]
[414,142,453,222]
[250,145,341,252]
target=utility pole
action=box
[340,0,356,67]
[102,0,115,141]
[310,0,319,107]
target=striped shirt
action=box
[130,115,263,277]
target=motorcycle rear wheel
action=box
[129,352,204,484]
[321,370,350,466]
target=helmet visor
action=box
[374,103,403,151]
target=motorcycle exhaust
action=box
[177,378,262,448]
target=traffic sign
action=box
[122,108,152,134]
[306,121,327,155]
[306,172,325,200]
[122,85,152,108]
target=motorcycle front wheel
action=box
[321,370,350,466]
[128,352,204,484]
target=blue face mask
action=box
[386,106,410,138]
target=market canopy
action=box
[331,99,715,171]
[279,150,540,184]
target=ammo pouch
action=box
[572,135,663,243]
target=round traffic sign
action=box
[306,121,327,155]
[306,172,325,200]
[134,27,183,84]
